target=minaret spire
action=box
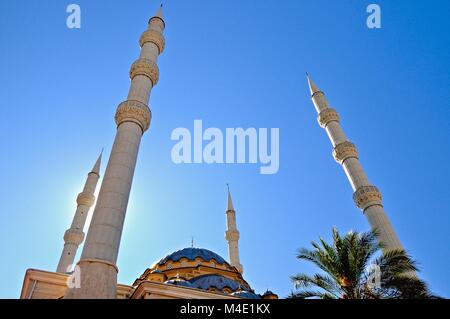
[91,149,103,176]
[225,185,243,274]
[156,3,163,18]
[227,183,234,211]
[306,74,405,253]
[56,152,102,273]
[65,6,166,298]
[306,73,322,96]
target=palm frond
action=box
[291,227,436,299]
[291,273,341,298]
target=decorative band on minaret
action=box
[56,153,102,273]
[306,74,404,253]
[225,185,244,274]
[65,6,165,299]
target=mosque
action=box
[19,6,277,300]
[20,5,407,299]
[20,184,277,299]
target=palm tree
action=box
[290,228,435,299]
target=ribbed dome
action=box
[189,274,247,291]
[156,248,229,266]
[164,278,194,288]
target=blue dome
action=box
[189,274,246,291]
[231,290,261,299]
[156,248,229,266]
[164,278,194,288]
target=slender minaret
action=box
[306,74,404,252]
[56,153,102,273]
[65,6,165,299]
[225,185,244,274]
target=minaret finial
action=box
[155,3,163,19]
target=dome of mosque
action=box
[156,247,230,266]
[189,274,247,292]
[133,245,277,299]
[164,278,194,288]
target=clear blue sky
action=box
[0,0,449,298]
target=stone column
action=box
[56,153,102,273]
[307,75,404,252]
[225,188,244,274]
[65,8,165,299]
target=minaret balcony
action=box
[317,108,340,128]
[333,141,358,164]
[129,58,160,86]
[353,185,383,211]
[76,192,95,207]
[115,100,152,133]
[225,230,240,241]
[139,29,165,54]
[64,229,85,245]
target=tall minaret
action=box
[225,185,244,274]
[65,6,165,299]
[56,153,102,273]
[306,74,404,252]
